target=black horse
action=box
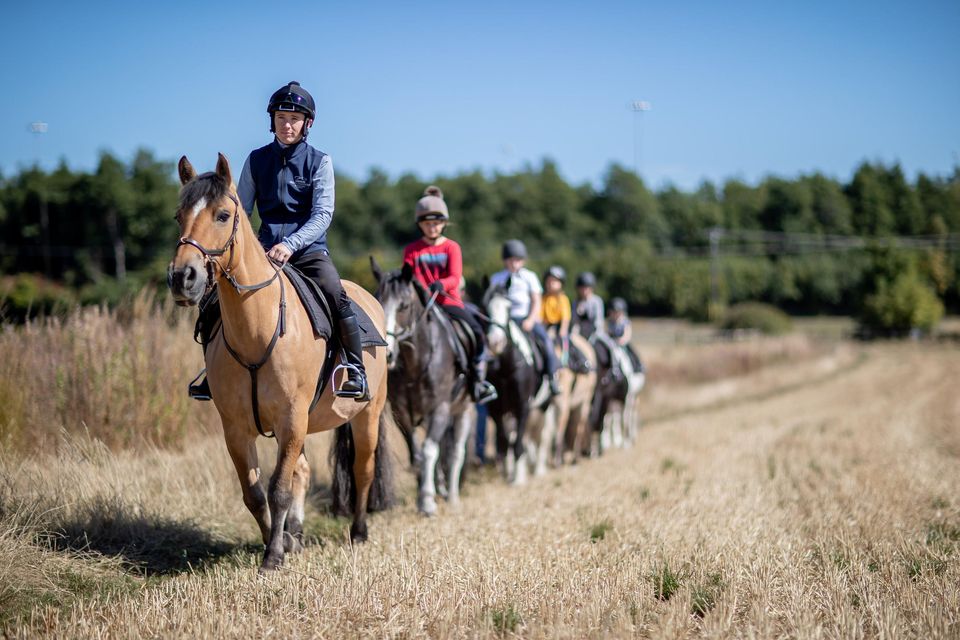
[482,280,555,485]
[372,258,475,515]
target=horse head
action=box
[167,154,244,306]
[373,260,426,370]
[482,277,513,356]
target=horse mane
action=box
[179,171,230,211]
[379,268,429,307]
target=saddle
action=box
[195,265,386,349]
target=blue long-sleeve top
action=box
[237,139,334,257]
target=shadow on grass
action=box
[48,496,260,576]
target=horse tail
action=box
[329,415,396,517]
[330,423,355,517]
[367,411,396,512]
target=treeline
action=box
[2,149,959,329]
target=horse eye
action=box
[216,210,230,223]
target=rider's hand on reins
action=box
[267,243,292,265]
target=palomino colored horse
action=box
[372,259,475,516]
[167,154,393,573]
[552,332,598,466]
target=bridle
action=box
[176,192,281,295]
[175,190,286,439]
[385,285,439,345]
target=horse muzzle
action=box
[167,257,209,306]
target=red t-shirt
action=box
[402,238,464,308]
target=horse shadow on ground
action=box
[48,495,260,576]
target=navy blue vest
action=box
[246,140,328,256]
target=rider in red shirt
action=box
[402,186,497,404]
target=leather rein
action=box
[177,193,285,438]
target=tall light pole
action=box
[28,121,51,276]
[630,100,651,177]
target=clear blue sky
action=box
[1,0,958,190]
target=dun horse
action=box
[372,259,474,515]
[167,154,393,573]
[552,332,598,466]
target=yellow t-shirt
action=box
[541,292,571,326]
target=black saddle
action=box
[195,266,386,349]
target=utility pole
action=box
[708,226,724,320]
[630,100,651,177]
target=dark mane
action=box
[179,171,230,211]
[379,269,428,307]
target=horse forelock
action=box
[178,172,230,214]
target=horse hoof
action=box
[350,522,369,544]
[418,497,438,517]
[258,554,283,574]
[283,532,304,554]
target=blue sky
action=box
[1,0,958,190]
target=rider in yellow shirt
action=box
[541,265,572,365]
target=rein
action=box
[177,192,286,438]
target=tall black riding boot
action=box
[471,351,498,405]
[188,291,219,401]
[336,314,370,401]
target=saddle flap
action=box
[282,263,386,347]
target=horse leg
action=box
[418,403,452,516]
[535,404,556,477]
[446,407,472,508]
[261,418,307,573]
[511,407,530,486]
[284,448,309,554]
[224,430,271,545]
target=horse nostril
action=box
[183,265,197,286]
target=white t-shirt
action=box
[490,267,542,319]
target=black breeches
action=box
[441,304,485,350]
[293,251,353,318]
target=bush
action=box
[719,302,792,335]
[0,274,76,322]
[858,271,944,337]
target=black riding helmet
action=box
[545,265,566,283]
[502,239,527,260]
[576,271,596,288]
[268,81,316,136]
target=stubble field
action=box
[1,309,958,638]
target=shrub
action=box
[719,302,792,335]
[858,271,944,336]
[0,274,76,322]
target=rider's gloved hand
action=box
[428,281,445,295]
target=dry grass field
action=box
[1,307,958,638]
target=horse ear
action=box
[400,262,413,282]
[215,153,232,184]
[370,255,383,283]
[178,156,197,185]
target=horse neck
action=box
[399,296,447,375]
[216,213,284,346]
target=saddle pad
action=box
[283,264,387,347]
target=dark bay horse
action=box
[372,259,474,515]
[167,154,393,573]
[483,281,555,484]
[588,335,646,454]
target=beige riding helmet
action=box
[415,186,449,223]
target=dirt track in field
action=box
[3,338,959,638]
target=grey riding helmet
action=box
[502,239,527,260]
[544,265,566,283]
[268,81,316,135]
[611,297,627,313]
[576,271,596,288]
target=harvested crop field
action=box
[1,321,958,638]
